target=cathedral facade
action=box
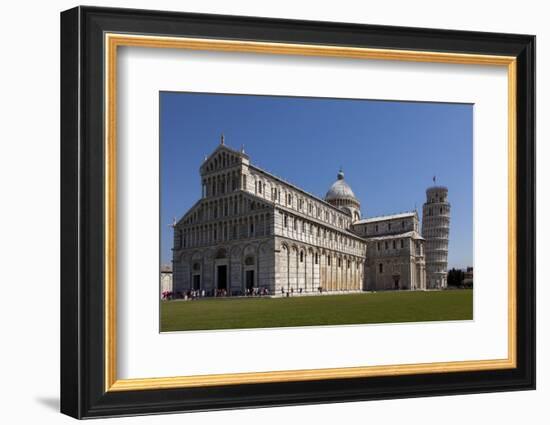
[172,140,449,296]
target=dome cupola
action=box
[324,168,361,222]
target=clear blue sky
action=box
[160,92,473,269]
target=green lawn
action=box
[160,289,472,332]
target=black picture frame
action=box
[61,5,535,419]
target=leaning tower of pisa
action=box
[422,185,451,289]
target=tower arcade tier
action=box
[421,185,451,289]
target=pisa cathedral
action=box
[172,138,450,296]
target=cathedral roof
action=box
[324,170,358,202]
[364,230,424,241]
[355,211,416,224]
[248,164,354,217]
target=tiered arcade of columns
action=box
[421,186,451,289]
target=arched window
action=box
[315,253,319,264]
[193,262,201,271]
[245,256,255,266]
[379,263,384,274]
[400,239,404,249]
[300,251,304,262]
[283,215,288,228]
[327,256,331,266]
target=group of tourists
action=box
[183,289,206,300]
[245,287,270,296]
[163,287,274,300]
[278,286,325,297]
[280,287,304,297]
[162,285,330,300]
[161,290,173,300]
[214,288,228,297]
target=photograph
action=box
[159,92,474,332]
[57,4,536,419]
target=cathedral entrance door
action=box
[245,270,255,291]
[217,265,227,290]
[392,272,401,290]
[192,274,201,290]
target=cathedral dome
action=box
[325,169,361,222]
[325,170,357,202]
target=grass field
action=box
[160,289,473,332]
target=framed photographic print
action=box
[60,6,535,419]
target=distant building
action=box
[462,266,473,287]
[160,264,173,298]
[171,138,451,296]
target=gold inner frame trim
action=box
[104,33,518,392]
